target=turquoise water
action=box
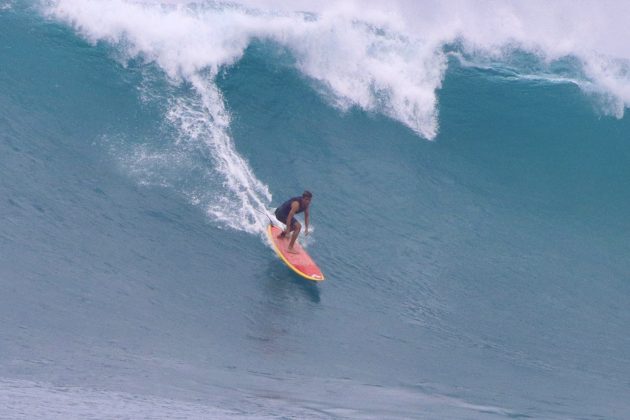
[1,1,630,418]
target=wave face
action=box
[2,1,630,418]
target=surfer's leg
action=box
[276,213,288,238]
[288,221,301,253]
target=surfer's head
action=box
[302,190,312,206]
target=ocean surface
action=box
[2,1,630,418]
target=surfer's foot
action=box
[287,247,299,254]
[277,232,286,239]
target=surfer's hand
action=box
[305,228,309,236]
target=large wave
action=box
[42,0,630,232]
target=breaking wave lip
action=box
[450,44,630,118]
[43,0,630,134]
[42,0,445,142]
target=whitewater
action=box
[1,0,630,418]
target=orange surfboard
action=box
[267,224,325,281]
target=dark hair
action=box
[302,190,313,198]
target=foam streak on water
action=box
[172,74,272,234]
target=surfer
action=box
[274,191,312,254]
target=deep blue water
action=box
[1,2,630,419]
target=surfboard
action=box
[267,224,325,281]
